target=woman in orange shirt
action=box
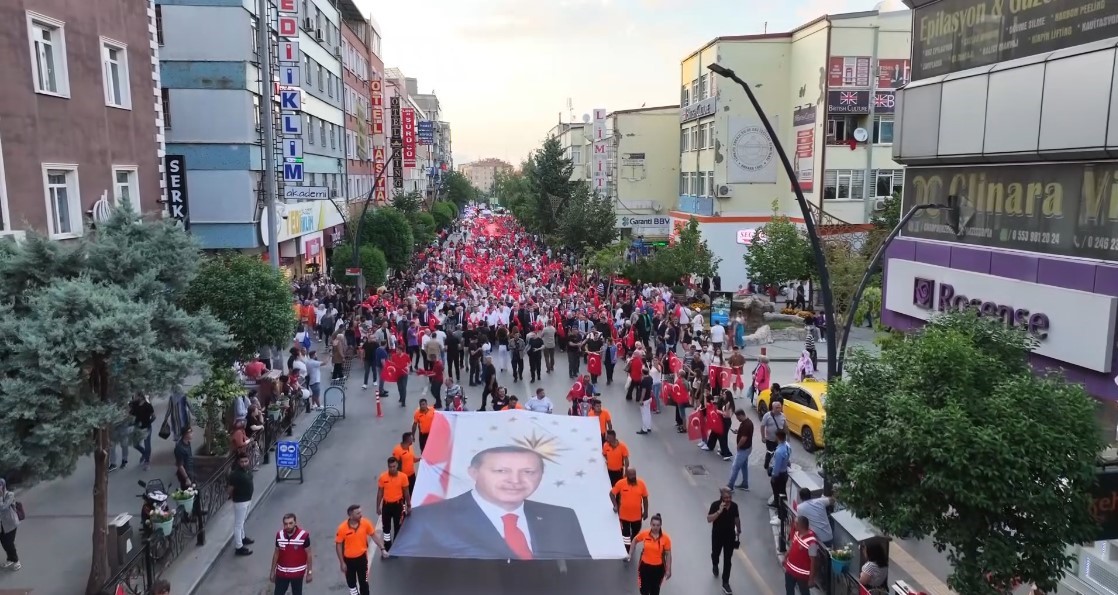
[631,513,672,595]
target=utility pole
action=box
[258,0,280,270]
[862,25,881,220]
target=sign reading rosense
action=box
[884,259,1118,373]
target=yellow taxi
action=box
[755,379,827,452]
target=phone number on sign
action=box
[1077,235,1118,251]
[1005,229,1061,245]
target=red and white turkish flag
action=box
[587,352,602,377]
[686,410,704,441]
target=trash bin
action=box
[107,513,135,575]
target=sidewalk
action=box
[740,325,881,362]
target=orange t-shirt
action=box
[335,517,376,558]
[301,305,315,325]
[378,471,410,503]
[634,529,672,565]
[602,441,629,471]
[392,443,417,476]
[413,408,435,434]
[611,478,648,522]
[590,408,612,435]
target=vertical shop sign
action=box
[402,107,417,168]
[277,0,303,184]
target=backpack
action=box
[299,332,311,350]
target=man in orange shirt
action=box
[334,504,385,595]
[590,399,613,442]
[376,457,411,554]
[507,395,524,409]
[392,432,418,493]
[603,430,630,486]
[611,467,649,554]
[411,399,435,452]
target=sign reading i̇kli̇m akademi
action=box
[884,259,1118,373]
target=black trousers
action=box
[469,359,481,384]
[511,357,524,380]
[763,440,778,470]
[528,355,542,380]
[638,562,666,595]
[381,501,404,550]
[418,432,429,452]
[706,428,732,457]
[407,346,420,367]
[331,362,344,380]
[344,555,370,595]
[625,380,641,401]
[608,469,623,486]
[620,519,642,553]
[446,351,461,380]
[567,350,580,377]
[771,472,789,503]
[0,528,16,563]
[479,383,495,410]
[273,576,304,595]
[408,474,417,494]
[712,533,735,584]
[604,363,615,384]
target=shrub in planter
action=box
[188,366,245,458]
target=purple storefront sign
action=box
[882,238,1118,401]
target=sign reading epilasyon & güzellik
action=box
[883,259,1118,373]
[911,0,1118,80]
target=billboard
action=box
[391,411,626,560]
[828,56,872,88]
[911,0,1118,80]
[402,108,417,168]
[417,120,435,145]
[827,91,896,115]
[900,161,1118,262]
[792,106,816,193]
[390,96,403,189]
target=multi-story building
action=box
[413,92,449,198]
[340,4,373,202]
[879,0,1118,590]
[459,158,514,193]
[605,106,680,242]
[548,121,591,183]
[384,67,430,197]
[0,0,165,240]
[365,15,385,206]
[157,0,349,276]
[674,3,912,289]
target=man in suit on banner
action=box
[391,445,591,560]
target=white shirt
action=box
[525,396,554,414]
[710,324,726,344]
[469,489,533,550]
[692,313,705,334]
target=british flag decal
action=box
[840,92,859,105]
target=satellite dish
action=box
[582,114,591,124]
[853,128,869,142]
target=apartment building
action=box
[340,3,374,202]
[459,158,514,193]
[157,0,348,275]
[413,92,453,199]
[605,106,680,241]
[0,0,164,240]
[674,3,911,289]
[384,67,432,197]
[548,121,591,183]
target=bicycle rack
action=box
[277,385,346,482]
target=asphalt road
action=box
[195,359,818,595]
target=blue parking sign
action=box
[276,440,299,469]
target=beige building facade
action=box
[605,106,679,240]
[458,158,513,193]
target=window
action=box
[27,12,69,97]
[317,64,324,91]
[328,74,334,98]
[697,123,707,149]
[42,165,80,238]
[327,123,334,149]
[698,170,707,197]
[680,128,690,152]
[823,169,866,200]
[681,85,690,107]
[873,115,894,144]
[690,127,699,152]
[700,74,709,100]
[707,171,715,196]
[691,79,698,103]
[872,169,904,197]
[825,116,857,144]
[304,54,311,78]
[306,115,314,144]
[101,39,130,109]
[679,172,687,195]
[155,5,164,46]
[571,146,582,165]
[161,88,171,128]
[112,166,138,206]
[252,95,261,130]
[250,19,258,55]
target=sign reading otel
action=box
[371,77,387,203]
[883,259,1118,373]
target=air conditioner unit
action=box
[872,196,888,211]
[333,46,342,58]
[315,30,324,42]
[303,18,313,31]
[716,185,732,198]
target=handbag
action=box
[13,501,25,521]
[158,418,172,440]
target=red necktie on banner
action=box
[502,514,533,559]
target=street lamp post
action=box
[834,199,958,377]
[707,64,839,380]
[350,144,401,295]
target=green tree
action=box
[0,205,228,594]
[330,241,388,287]
[742,201,813,288]
[410,211,437,247]
[823,310,1103,595]
[360,207,414,271]
[392,190,423,216]
[670,216,720,279]
[525,137,576,233]
[823,239,870,344]
[862,191,903,261]
[430,201,457,230]
[495,167,538,230]
[558,186,617,254]
[183,253,295,365]
[443,170,479,208]
[590,243,626,277]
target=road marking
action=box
[681,467,698,487]
[736,549,776,595]
[889,540,955,595]
[662,437,675,455]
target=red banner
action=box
[402,107,417,168]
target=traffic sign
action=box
[278,41,300,64]
[281,114,302,135]
[283,139,303,160]
[279,66,301,86]
[283,162,304,182]
[276,441,299,469]
[345,267,362,277]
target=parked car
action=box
[756,379,827,452]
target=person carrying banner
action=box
[631,513,672,595]
[376,457,411,553]
[611,467,649,555]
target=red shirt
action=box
[628,358,643,381]
[384,352,410,383]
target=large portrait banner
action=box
[391,410,627,560]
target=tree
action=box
[670,216,721,279]
[742,201,813,288]
[183,253,296,365]
[392,191,422,216]
[430,201,457,230]
[443,170,479,208]
[558,186,617,254]
[525,137,576,233]
[822,238,869,344]
[410,211,437,246]
[590,243,626,277]
[862,191,903,261]
[330,241,388,287]
[0,205,228,594]
[360,207,413,271]
[823,310,1103,595]
[495,168,538,230]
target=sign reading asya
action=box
[901,161,1118,262]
